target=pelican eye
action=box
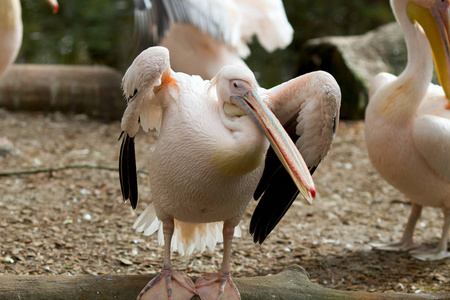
[230,79,251,96]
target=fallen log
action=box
[0,64,125,120]
[0,265,448,300]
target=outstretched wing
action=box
[133,0,293,57]
[133,0,231,51]
[119,46,175,209]
[250,71,341,244]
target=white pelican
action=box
[119,46,340,299]
[133,0,293,79]
[0,0,58,79]
[365,0,450,261]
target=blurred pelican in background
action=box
[366,0,450,261]
[0,0,58,79]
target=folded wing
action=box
[251,71,341,244]
[119,47,175,209]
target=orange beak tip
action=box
[446,101,450,110]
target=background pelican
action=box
[0,0,58,79]
[133,0,293,80]
[365,0,450,261]
[119,46,340,299]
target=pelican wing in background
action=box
[413,114,450,181]
[133,0,294,79]
[134,0,293,55]
[251,72,341,244]
[133,0,230,47]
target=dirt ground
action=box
[0,108,449,295]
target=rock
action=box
[0,137,22,157]
[299,22,411,120]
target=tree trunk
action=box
[0,64,125,121]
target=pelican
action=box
[0,0,58,79]
[133,0,293,79]
[119,46,340,299]
[365,0,450,261]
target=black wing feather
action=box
[250,114,319,244]
[133,0,169,52]
[250,162,299,244]
[119,133,139,209]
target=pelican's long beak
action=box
[232,90,315,204]
[45,0,59,13]
[407,1,450,107]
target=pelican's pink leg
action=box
[411,208,450,261]
[138,219,197,300]
[196,223,241,300]
[371,203,423,251]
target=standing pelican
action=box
[119,46,340,299]
[0,0,58,79]
[133,0,293,79]
[365,0,450,261]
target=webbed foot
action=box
[195,272,240,300]
[138,269,197,300]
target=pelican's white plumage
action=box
[133,0,293,79]
[134,202,242,256]
[0,0,58,79]
[0,0,22,79]
[365,0,450,261]
[119,46,340,299]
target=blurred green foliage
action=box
[19,0,135,71]
[18,0,394,86]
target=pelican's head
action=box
[405,0,450,106]
[213,65,315,204]
[212,65,258,120]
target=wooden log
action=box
[0,64,125,120]
[0,265,448,300]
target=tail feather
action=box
[133,203,241,256]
